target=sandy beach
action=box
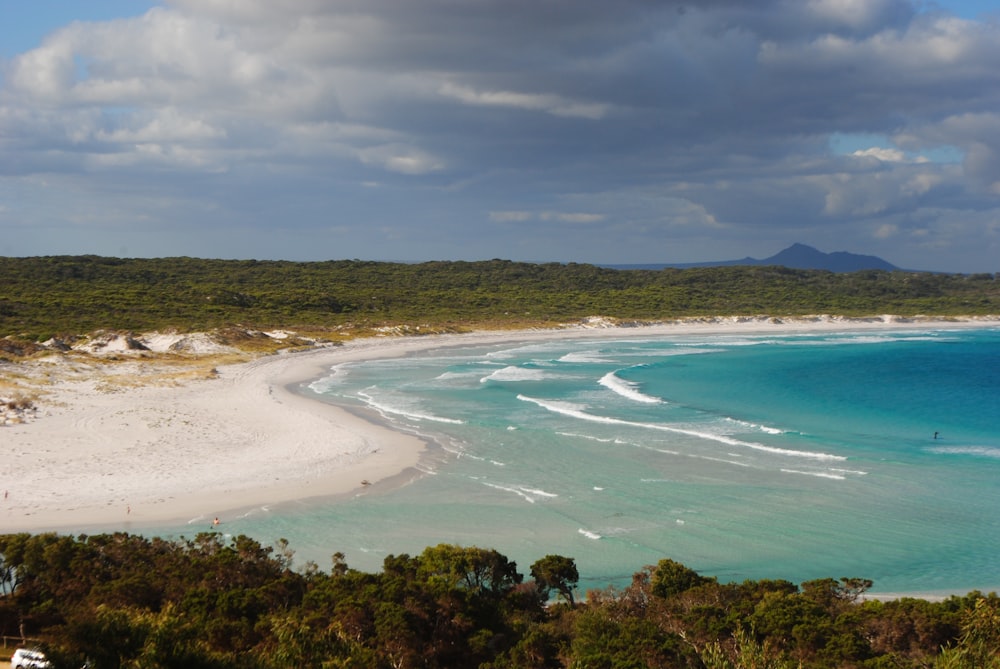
[2,315,996,534]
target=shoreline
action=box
[3,315,999,596]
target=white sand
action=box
[2,315,996,534]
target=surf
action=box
[214,326,1000,596]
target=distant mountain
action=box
[760,243,899,272]
[608,243,900,273]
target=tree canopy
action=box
[2,256,998,342]
[530,555,579,606]
[1,532,997,668]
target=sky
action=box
[1,1,999,272]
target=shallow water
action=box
[157,327,1000,596]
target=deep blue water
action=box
[167,327,1000,596]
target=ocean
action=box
[172,326,1000,596]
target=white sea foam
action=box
[826,335,899,345]
[696,337,776,347]
[482,482,558,503]
[486,342,560,360]
[928,446,1000,459]
[825,334,948,345]
[439,442,466,456]
[521,487,558,498]
[308,363,353,393]
[308,379,336,394]
[724,416,785,434]
[481,366,551,383]
[578,528,602,540]
[559,351,613,363]
[698,455,751,467]
[780,468,846,480]
[517,395,846,461]
[434,370,484,381]
[237,507,269,519]
[769,333,952,347]
[357,391,465,424]
[658,347,725,356]
[556,431,617,443]
[599,370,663,404]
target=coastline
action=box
[1,345,429,533]
[3,315,997,544]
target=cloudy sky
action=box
[2,0,999,272]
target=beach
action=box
[2,315,996,535]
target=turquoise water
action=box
[171,327,1000,595]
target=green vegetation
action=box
[2,256,998,342]
[1,532,997,668]
[3,257,1000,664]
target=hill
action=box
[2,255,998,346]
[609,243,900,272]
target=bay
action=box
[166,326,1000,596]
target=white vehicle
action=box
[11,647,53,669]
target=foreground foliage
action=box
[1,532,998,668]
[2,256,999,341]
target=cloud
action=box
[489,211,533,223]
[357,144,445,175]
[1,0,999,270]
[490,210,605,224]
[851,147,924,163]
[439,82,613,120]
[94,109,226,144]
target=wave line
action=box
[517,394,845,461]
[599,370,663,404]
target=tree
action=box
[417,544,522,597]
[650,558,713,599]
[800,576,873,608]
[530,555,579,606]
[936,596,1000,668]
[0,533,29,596]
[699,625,792,669]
